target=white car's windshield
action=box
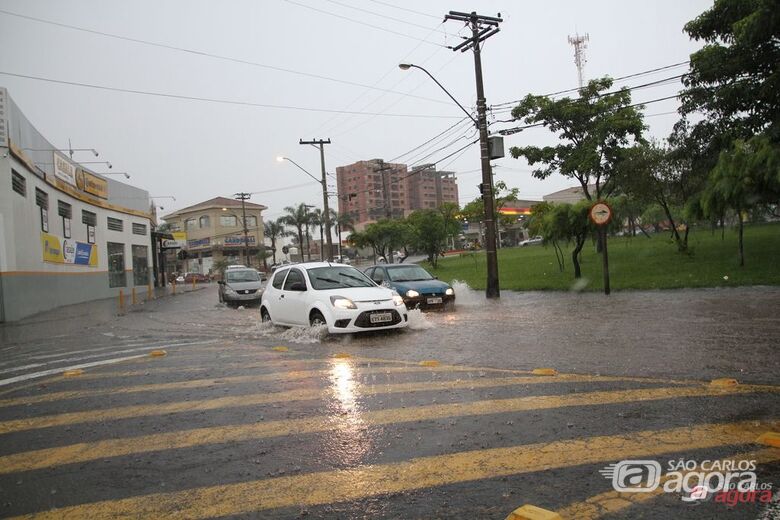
[387,265,434,282]
[308,266,375,289]
[226,270,260,283]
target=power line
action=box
[389,116,472,162]
[490,60,690,109]
[364,0,440,20]
[0,8,453,106]
[0,71,464,119]
[321,0,449,35]
[282,0,446,47]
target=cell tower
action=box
[568,32,589,88]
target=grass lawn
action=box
[424,222,780,291]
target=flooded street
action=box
[0,285,778,519]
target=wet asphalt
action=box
[0,283,778,519]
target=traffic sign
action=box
[589,201,613,226]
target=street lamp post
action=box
[234,193,252,267]
[399,10,503,298]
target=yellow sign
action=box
[80,170,109,199]
[41,232,98,266]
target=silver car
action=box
[218,268,263,307]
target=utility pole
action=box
[444,10,502,298]
[300,139,334,261]
[235,192,252,267]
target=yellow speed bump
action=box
[332,352,351,359]
[148,350,167,358]
[271,346,289,352]
[62,369,83,378]
[710,378,738,387]
[506,504,562,520]
[419,360,440,367]
[757,432,780,448]
[532,368,558,376]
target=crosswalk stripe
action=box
[8,421,776,519]
[556,448,780,519]
[0,366,592,408]
[0,371,679,434]
[0,385,771,474]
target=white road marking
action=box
[0,355,148,387]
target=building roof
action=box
[162,197,268,220]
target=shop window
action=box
[82,210,97,244]
[107,217,123,232]
[36,188,49,232]
[11,170,26,196]
[132,245,149,285]
[108,242,126,288]
[58,200,72,238]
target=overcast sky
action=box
[0,0,712,222]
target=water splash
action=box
[449,280,483,307]
[406,309,434,330]
[254,320,328,344]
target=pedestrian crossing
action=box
[0,347,777,519]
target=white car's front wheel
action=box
[261,307,272,323]
[310,310,327,327]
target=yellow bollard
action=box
[172,280,176,295]
[192,277,196,290]
[118,289,125,313]
[131,287,137,305]
[147,282,153,301]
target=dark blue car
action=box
[365,264,455,310]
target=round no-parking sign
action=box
[589,201,613,226]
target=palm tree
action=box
[280,204,311,262]
[264,219,288,265]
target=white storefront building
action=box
[0,87,154,322]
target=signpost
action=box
[589,201,613,295]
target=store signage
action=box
[53,152,77,188]
[41,232,97,266]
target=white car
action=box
[520,236,544,246]
[260,262,408,334]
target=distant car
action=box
[226,264,247,270]
[260,262,408,334]
[332,255,351,265]
[183,272,210,283]
[520,236,543,247]
[365,264,454,310]
[218,268,263,307]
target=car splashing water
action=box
[255,321,329,344]
[405,309,434,330]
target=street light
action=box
[23,147,99,157]
[97,172,130,179]
[79,161,112,169]
[399,59,501,298]
[276,156,331,261]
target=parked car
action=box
[332,255,351,265]
[365,264,454,310]
[520,236,544,246]
[218,268,263,307]
[183,272,210,283]
[260,262,408,334]
[225,264,247,270]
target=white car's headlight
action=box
[224,286,238,296]
[330,296,357,309]
[405,289,420,298]
[392,294,405,306]
[445,287,454,296]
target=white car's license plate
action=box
[426,297,443,304]
[370,312,392,323]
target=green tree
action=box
[407,210,448,267]
[437,202,461,251]
[541,201,592,279]
[681,0,779,142]
[698,136,780,266]
[335,211,356,257]
[263,219,288,265]
[527,201,565,272]
[280,204,310,262]
[509,77,645,201]
[348,219,411,263]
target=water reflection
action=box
[322,359,374,467]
